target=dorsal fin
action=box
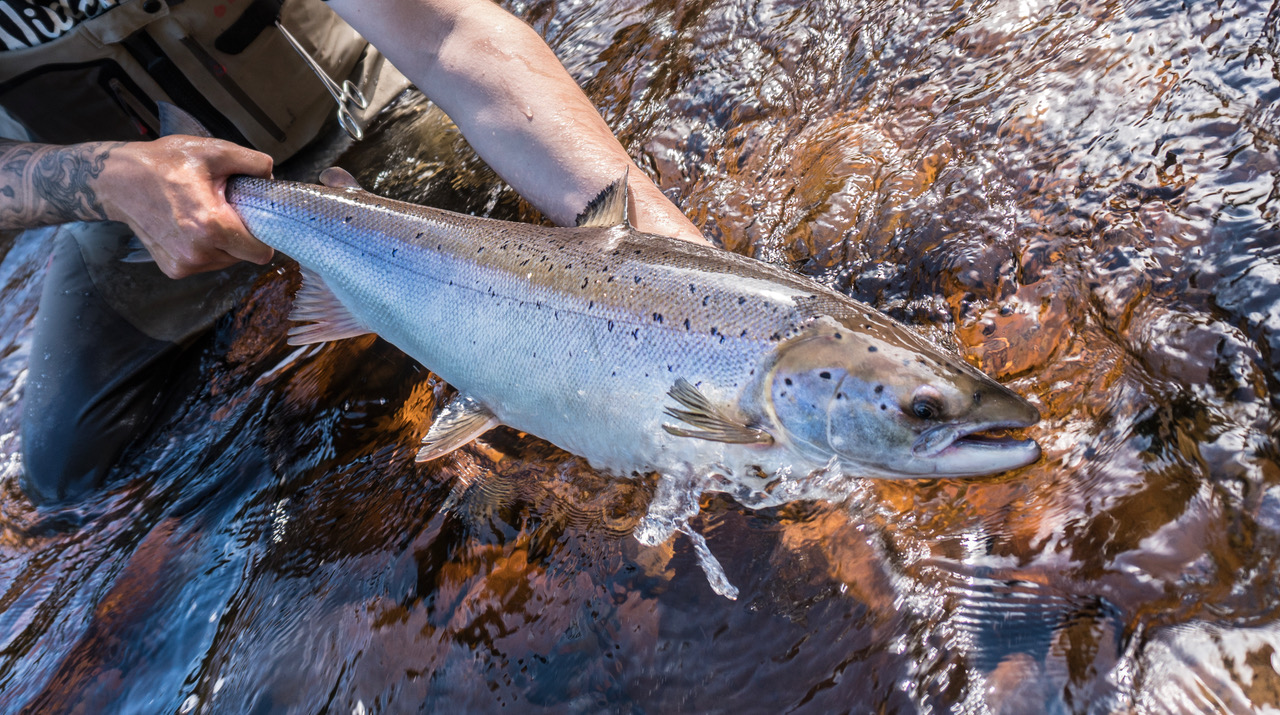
[157,101,212,138]
[575,167,630,228]
[318,166,366,191]
[661,378,774,445]
[286,267,374,345]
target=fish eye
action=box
[910,386,944,421]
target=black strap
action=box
[214,0,285,55]
[119,30,249,145]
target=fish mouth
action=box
[912,420,1041,476]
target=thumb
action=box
[206,142,273,179]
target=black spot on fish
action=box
[653,313,663,323]
[684,318,691,330]
[607,320,614,331]
[588,300,594,309]
[477,247,484,254]
[710,327,718,336]
[520,259,530,266]
[631,328,640,340]
[836,392,845,400]
[834,332,843,340]
[392,249,397,257]
[690,284,696,294]
[868,346,878,352]
[581,277,589,289]
[738,297,746,305]
[740,329,748,337]
[874,385,884,393]
[344,216,352,223]
[634,276,642,284]
[973,391,982,405]
[565,264,572,270]
[881,404,887,410]
[635,249,642,254]
[607,276,614,283]
[437,244,442,250]
[785,378,793,386]
[819,371,831,379]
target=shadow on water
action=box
[3,0,1280,712]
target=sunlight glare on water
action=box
[1,0,1279,712]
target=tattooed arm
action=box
[0,140,120,228]
[0,136,276,278]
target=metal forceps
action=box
[275,20,369,141]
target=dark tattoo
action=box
[2,145,34,178]
[0,140,123,229]
[31,144,111,223]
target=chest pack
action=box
[0,0,369,161]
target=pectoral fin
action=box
[662,378,774,445]
[416,393,500,463]
[286,267,374,345]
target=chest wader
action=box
[3,0,392,504]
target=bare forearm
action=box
[0,140,123,230]
[329,0,705,242]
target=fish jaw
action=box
[908,417,1041,477]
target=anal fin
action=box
[286,267,374,346]
[416,393,500,463]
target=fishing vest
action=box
[0,0,369,161]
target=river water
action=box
[2,0,1279,712]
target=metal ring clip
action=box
[275,20,369,141]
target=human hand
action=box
[97,136,275,279]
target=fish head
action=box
[764,319,1041,478]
